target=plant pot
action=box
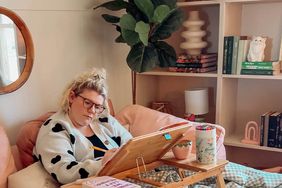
[172,140,192,160]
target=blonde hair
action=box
[60,68,108,114]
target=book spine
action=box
[226,36,234,74]
[236,40,245,75]
[260,114,265,146]
[197,66,217,73]
[241,61,279,70]
[241,69,274,75]
[231,36,239,74]
[175,63,202,68]
[242,65,274,70]
[268,113,279,147]
[275,114,281,147]
[263,112,272,146]
[201,61,217,68]
[200,53,218,59]
[222,37,229,74]
[279,116,282,148]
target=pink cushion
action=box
[0,125,17,188]
[115,105,187,137]
[16,112,55,169]
[115,104,226,160]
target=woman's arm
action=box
[34,124,102,184]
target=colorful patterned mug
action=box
[196,124,217,164]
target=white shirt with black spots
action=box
[33,110,132,184]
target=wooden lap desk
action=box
[62,125,228,188]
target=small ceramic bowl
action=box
[172,140,192,160]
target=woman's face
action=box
[68,89,105,128]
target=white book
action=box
[236,39,250,75]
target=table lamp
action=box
[185,88,209,122]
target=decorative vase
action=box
[196,124,216,164]
[172,140,192,160]
[180,11,207,55]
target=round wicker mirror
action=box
[0,6,34,94]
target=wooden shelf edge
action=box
[177,1,220,7]
[224,0,282,3]
[222,74,282,80]
[224,135,282,153]
[138,70,218,78]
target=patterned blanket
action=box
[124,162,282,188]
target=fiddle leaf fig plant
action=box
[94,0,185,73]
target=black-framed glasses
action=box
[77,95,105,114]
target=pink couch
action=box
[0,104,226,188]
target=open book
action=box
[97,124,190,176]
[82,176,140,188]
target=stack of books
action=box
[223,36,250,74]
[260,111,282,148]
[240,61,281,76]
[168,53,217,73]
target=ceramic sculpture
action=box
[247,36,266,62]
[180,11,207,55]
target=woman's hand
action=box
[102,148,118,165]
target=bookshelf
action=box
[136,0,282,168]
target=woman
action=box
[33,68,132,184]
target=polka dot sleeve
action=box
[34,120,102,184]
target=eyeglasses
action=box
[77,95,105,114]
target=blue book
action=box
[267,112,280,147]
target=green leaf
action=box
[154,41,176,67]
[135,21,150,46]
[120,14,136,31]
[152,5,170,23]
[127,43,158,72]
[151,8,184,41]
[102,14,120,23]
[94,0,128,11]
[152,0,177,9]
[115,35,126,43]
[121,28,139,46]
[134,0,154,21]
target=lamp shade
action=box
[185,88,209,115]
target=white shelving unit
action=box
[136,0,282,167]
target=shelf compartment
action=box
[169,2,220,60]
[225,135,282,153]
[136,75,217,123]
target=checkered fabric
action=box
[223,162,282,188]
[123,163,282,188]
[123,178,157,188]
[140,168,181,183]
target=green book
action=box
[241,61,280,70]
[222,37,229,74]
[241,69,280,75]
[226,36,234,74]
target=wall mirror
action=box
[0,6,34,94]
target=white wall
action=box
[0,1,132,143]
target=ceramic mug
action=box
[172,140,192,160]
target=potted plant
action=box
[95,0,185,73]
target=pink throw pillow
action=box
[0,125,17,188]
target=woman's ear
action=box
[69,91,76,103]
